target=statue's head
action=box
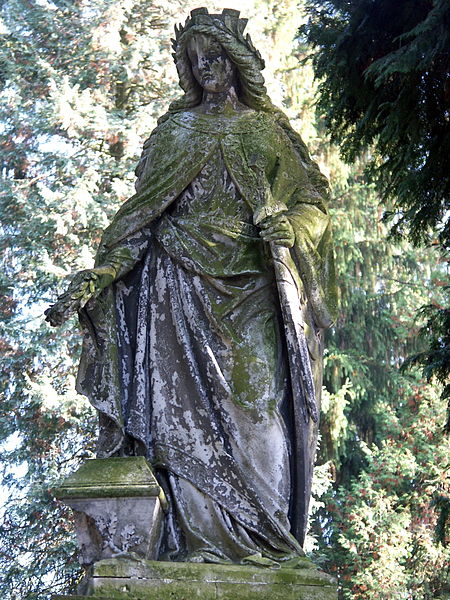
[169,8,273,112]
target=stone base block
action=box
[53,557,338,599]
[54,457,166,565]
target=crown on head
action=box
[186,7,248,35]
[172,7,264,67]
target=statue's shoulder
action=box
[134,114,188,182]
[141,112,188,145]
[145,113,184,142]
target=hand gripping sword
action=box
[250,157,318,424]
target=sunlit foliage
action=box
[0,1,448,599]
[0,0,188,596]
[300,0,450,414]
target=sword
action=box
[250,157,318,423]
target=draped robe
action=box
[76,109,337,561]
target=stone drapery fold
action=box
[76,109,337,554]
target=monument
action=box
[47,7,338,599]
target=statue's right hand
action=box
[44,265,116,327]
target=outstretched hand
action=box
[44,265,116,327]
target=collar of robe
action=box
[170,109,269,135]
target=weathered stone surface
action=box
[46,4,338,574]
[91,557,334,585]
[55,458,165,565]
[92,558,337,598]
[54,457,164,500]
[53,557,338,599]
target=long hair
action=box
[152,19,329,201]
[168,22,273,114]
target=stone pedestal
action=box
[55,457,166,565]
[54,458,338,599]
[52,557,338,599]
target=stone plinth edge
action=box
[53,458,166,565]
[53,457,164,502]
[55,557,338,599]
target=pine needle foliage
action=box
[300,0,450,441]
[300,0,450,248]
[310,154,450,598]
[0,0,188,597]
[271,15,449,597]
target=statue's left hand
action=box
[44,265,116,327]
[259,213,295,247]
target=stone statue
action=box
[46,7,337,567]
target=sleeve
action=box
[94,227,153,282]
[269,119,338,328]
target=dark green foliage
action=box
[308,154,450,598]
[402,299,450,428]
[316,381,449,599]
[300,0,449,482]
[296,2,450,592]
[432,493,450,546]
[300,0,450,247]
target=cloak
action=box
[76,108,337,554]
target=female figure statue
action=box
[46,8,337,565]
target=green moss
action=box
[90,581,337,600]
[92,557,334,584]
[53,558,338,599]
[54,457,163,500]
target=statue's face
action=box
[187,34,236,93]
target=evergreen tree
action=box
[287,7,449,596]
[310,158,450,598]
[300,0,450,408]
[0,1,448,599]
[0,0,189,596]
[300,0,450,247]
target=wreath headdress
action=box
[172,8,264,68]
[168,7,270,112]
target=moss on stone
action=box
[53,564,338,600]
[54,457,163,500]
[80,558,338,599]
[93,557,334,585]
